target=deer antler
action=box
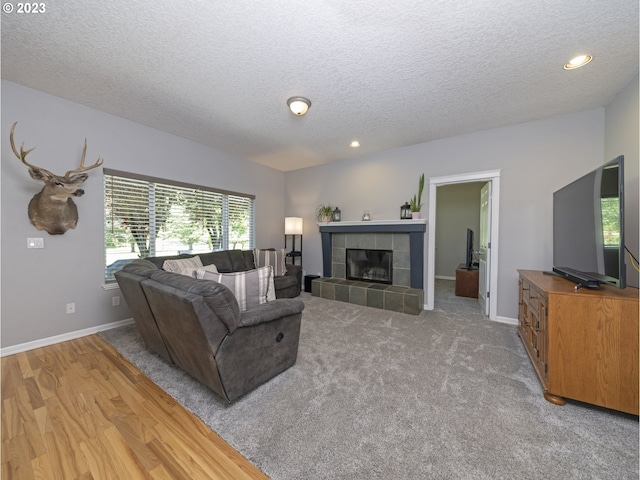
[10,122,55,176]
[64,138,104,177]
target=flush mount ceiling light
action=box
[564,54,593,70]
[349,140,361,148]
[287,97,311,116]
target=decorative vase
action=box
[411,211,421,219]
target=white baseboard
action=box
[492,315,518,326]
[1,318,135,357]
[435,275,456,281]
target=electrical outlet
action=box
[66,303,75,314]
[112,296,120,307]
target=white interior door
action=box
[478,182,491,315]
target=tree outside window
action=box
[104,171,254,282]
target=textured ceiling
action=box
[2,0,638,171]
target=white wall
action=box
[605,75,639,288]
[285,109,608,320]
[1,81,286,348]
[435,182,484,277]
[3,77,635,349]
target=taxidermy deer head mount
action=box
[10,122,104,235]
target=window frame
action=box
[103,168,255,283]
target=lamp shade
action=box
[285,217,303,235]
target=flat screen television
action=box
[465,228,475,270]
[552,155,625,289]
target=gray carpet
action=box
[99,280,638,479]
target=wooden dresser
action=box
[517,270,639,415]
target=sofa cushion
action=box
[162,256,203,276]
[148,270,241,333]
[145,253,194,269]
[199,251,233,272]
[228,250,252,271]
[273,274,298,290]
[199,250,255,272]
[198,266,272,311]
[254,248,287,277]
[241,250,257,270]
[238,298,305,328]
[121,258,159,276]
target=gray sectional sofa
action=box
[114,251,305,402]
[144,249,302,298]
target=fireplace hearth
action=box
[346,248,392,284]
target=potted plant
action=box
[409,173,425,219]
[315,204,334,223]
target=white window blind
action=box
[104,169,255,282]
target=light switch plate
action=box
[27,237,44,249]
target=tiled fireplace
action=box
[312,220,427,315]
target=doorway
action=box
[433,182,485,312]
[425,170,501,320]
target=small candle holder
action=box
[401,202,411,219]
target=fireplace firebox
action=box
[346,248,393,285]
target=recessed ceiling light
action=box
[564,54,593,70]
[349,140,360,148]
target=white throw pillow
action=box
[266,268,277,302]
[162,256,203,276]
[192,263,219,277]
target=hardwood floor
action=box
[1,334,269,480]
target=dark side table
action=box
[304,275,320,292]
[455,265,479,298]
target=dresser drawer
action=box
[528,285,541,315]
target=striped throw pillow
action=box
[253,248,287,277]
[195,266,273,311]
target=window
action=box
[104,169,255,282]
[601,197,621,247]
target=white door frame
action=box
[478,182,491,315]
[425,170,501,321]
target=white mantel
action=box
[317,219,427,228]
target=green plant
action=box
[315,203,334,222]
[409,173,425,212]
